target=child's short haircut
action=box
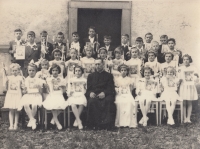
[104,35,111,40]
[164,52,174,59]
[57,32,64,36]
[40,30,48,36]
[14,29,22,33]
[160,35,168,39]
[40,59,49,65]
[167,38,176,44]
[135,37,143,43]
[88,26,96,32]
[49,64,61,74]
[99,47,107,54]
[72,32,79,36]
[74,65,84,74]
[141,66,154,77]
[145,32,153,37]
[27,31,36,37]
[121,34,129,39]
[114,47,122,54]
[52,49,62,58]
[182,54,193,63]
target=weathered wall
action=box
[0,0,69,43]
[0,0,199,63]
[131,0,200,68]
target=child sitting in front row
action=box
[160,66,181,125]
[136,67,157,126]
[18,62,43,130]
[43,64,67,130]
[3,63,24,130]
[115,64,136,128]
[67,65,87,129]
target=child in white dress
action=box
[136,67,157,126]
[178,54,199,123]
[80,46,95,78]
[98,47,110,73]
[49,49,65,78]
[160,66,181,125]
[18,62,43,130]
[67,65,87,129]
[115,64,136,128]
[65,48,82,79]
[160,52,176,77]
[3,63,24,130]
[109,47,125,79]
[43,64,66,130]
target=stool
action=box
[159,100,183,125]
[135,99,160,125]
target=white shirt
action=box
[26,42,37,49]
[71,41,80,50]
[15,39,22,45]
[89,36,95,43]
[105,45,110,51]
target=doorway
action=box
[78,9,122,47]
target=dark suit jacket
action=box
[9,40,26,66]
[100,45,115,59]
[83,37,98,58]
[36,41,53,61]
[22,45,40,77]
[119,45,131,61]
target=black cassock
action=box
[86,71,116,128]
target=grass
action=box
[1,118,200,149]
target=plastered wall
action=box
[0,0,199,64]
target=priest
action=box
[86,58,116,130]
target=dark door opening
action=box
[78,9,122,47]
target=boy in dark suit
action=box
[120,34,131,61]
[144,32,153,51]
[36,31,53,61]
[69,32,84,60]
[83,26,99,58]
[22,31,40,77]
[9,29,26,67]
[100,35,115,60]
[53,32,68,61]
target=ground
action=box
[0,114,200,149]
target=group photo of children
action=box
[2,25,199,134]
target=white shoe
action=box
[8,126,13,130]
[27,120,32,127]
[184,119,188,123]
[143,117,149,127]
[13,125,18,130]
[73,120,78,127]
[78,120,83,130]
[31,119,37,130]
[56,123,62,130]
[167,118,175,125]
[139,117,144,125]
[187,119,192,123]
[50,119,55,125]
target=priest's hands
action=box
[97,92,105,99]
[90,92,96,98]
[90,92,105,99]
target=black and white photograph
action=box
[0,0,200,148]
